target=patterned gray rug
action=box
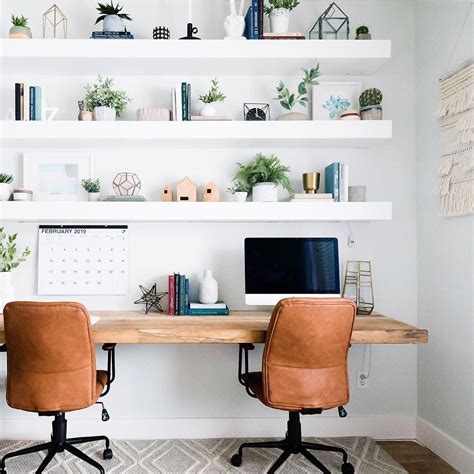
[0,437,406,473]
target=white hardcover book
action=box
[293,193,333,199]
[175,83,183,121]
[171,88,176,121]
[189,302,228,309]
[340,164,349,202]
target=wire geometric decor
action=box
[309,2,349,40]
[342,260,374,315]
[113,172,142,196]
[43,4,68,39]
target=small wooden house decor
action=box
[203,182,220,202]
[162,184,173,202]
[43,4,68,39]
[176,177,197,202]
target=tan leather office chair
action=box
[0,302,116,474]
[231,298,356,474]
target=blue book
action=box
[187,308,230,316]
[252,0,259,38]
[34,86,42,121]
[325,162,340,202]
[244,7,255,39]
[181,82,187,121]
[184,278,190,314]
[179,275,186,315]
[29,86,35,121]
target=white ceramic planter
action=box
[0,272,15,311]
[199,270,219,304]
[200,103,218,117]
[232,191,248,202]
[0,183,12,201]
[94,106,117,121]
[269,8,290,33]
[88,192,101,202]
[103,14,125,32]
[9,26,32,39]
[252,183,278,202]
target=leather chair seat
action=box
[96,370,109,399]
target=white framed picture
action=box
[23,153,94,201]
[312,82,361,120]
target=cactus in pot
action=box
[359,88,383,120]
[9,15,32,39]
[356,25,371,39]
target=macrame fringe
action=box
[439,145,474,175]
[437,86,474,118]
[439,179,474,217]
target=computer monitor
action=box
[244,237,340,305]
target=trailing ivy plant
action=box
[81,178,101,193]
[264,0,300,15]
[11,15,29,27]
[231,153,293,194]
[0,228,31,272]
[0,174,13,184]
[84,75,131,116]
[96,1,132,25]
[199,78,226,104]
[275,64,320,111]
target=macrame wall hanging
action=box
[437,60,473,217]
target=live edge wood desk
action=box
[0,311,428,345]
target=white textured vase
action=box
[0,272,15,312]
[9,26,32,39]
[0,183,12,201]
[199,270,219,304]
[232,191,248,202]
[103,14,126,32]
[252,183,278,202]
[88,192,101,202]
[94,106,116,121]
[200,103,218,117]
[269,8,290,33]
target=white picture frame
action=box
[23,152,94,201]
[312,82,362,120]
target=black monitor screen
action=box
[245,238,340,295]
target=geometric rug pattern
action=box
[0,437,407,473]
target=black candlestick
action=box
[180,22,201,40]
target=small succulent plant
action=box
[0,174,13,184]
[359,88,383,108]
[11,15,29,27]
[81,178,101,193]
[322,95,351,119]
[96,1,132,24]
[356,25,369,35]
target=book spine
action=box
[187,309,230,316]
[334,164,340,202]
[175,85,183,121]
[168,274,175,315]
[340,164,349,202]
[245,7,255,39]
[258,0,264,39]
[186,83,191,121]
[179,276,186,315]
[35,87,42,121]
[252,0,259,39]
[184,278,190,314]
[181,82,187,121]
[174,273,180,315]
[23,83,29,121]
[15,83,22,121]
[29,86,35,121]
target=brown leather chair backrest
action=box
[4,301,97,413]
[262,298,356,411]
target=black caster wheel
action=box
[341,462,354,474]
[0,468,7,474]
[230,454,242,467]
[103,448,113,460]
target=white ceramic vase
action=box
[103,14,126,32]
[200,103,218,117]
[269,8,290,33]
[0,272,15,311]
[0,183,12,201]
[88,192,101,202]
[232,191,248,202]
[94,106,116,121]
[199,270,219,304]
[252,183,278,202]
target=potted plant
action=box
[359,88,383,120]
[0,228,31,310]
[226,180,250,202]
[0,174,13,201]
[264,0,300,34]
[199,78,226,117]
[81,178,101,201]
[275,65,320,120]
[96,1,132,32]
[356,25,371,40]
[9,15,32,39]
[84,75,131,121]
[232,153,293,202]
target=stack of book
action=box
[15,83,42,121]
[168,273,190,315]
[187,302,230,316]
[91,31,134,39]
[325,163,350,202]
[171,82,191,121]
[103,195,147,202]
[291,193,334,203]
[263,33,305,40]
[244,0,264,39]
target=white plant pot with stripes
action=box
[94,106,116,121]
[0,183,12,201]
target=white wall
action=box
[0,0,419,441]
[415,0,473,471]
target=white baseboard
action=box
[416,416,474,473]
[2,415,416,441]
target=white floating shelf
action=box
[0,39,391,76]
[1,202,392,223]
[1,120,392,149]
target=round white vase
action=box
[232,191,248,202]
[269,8,290,33]
[9,26,32,39]
[252,183,278,202]
[199,270,219,304]
[0,183,12,201]
[88,192,101,202]
[200,103,218,117]
[94,106,116,121]
[0,272,15,311]
[103,15,126,32]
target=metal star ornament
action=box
[134,284,167,314]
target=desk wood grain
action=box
[0,311,428,344]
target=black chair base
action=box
[231,412,354,474]
[0,413,112,474]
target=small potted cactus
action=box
[9,15,32,39]
[359,88,383,120]
[356,25,371,40]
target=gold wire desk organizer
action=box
[342,261,374,315]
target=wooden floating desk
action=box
[0,311,427,345]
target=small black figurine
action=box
[180,22,200,40]
[153,26,170,39]
[134,284,167,314]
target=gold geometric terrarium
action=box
[342,260,374,315]
[113,172,142,196]
[43,4,68,39]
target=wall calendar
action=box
[38,225,128,295]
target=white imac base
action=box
[245,293,341,306]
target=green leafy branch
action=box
[0,228,31,273]
[199,78,226,104]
